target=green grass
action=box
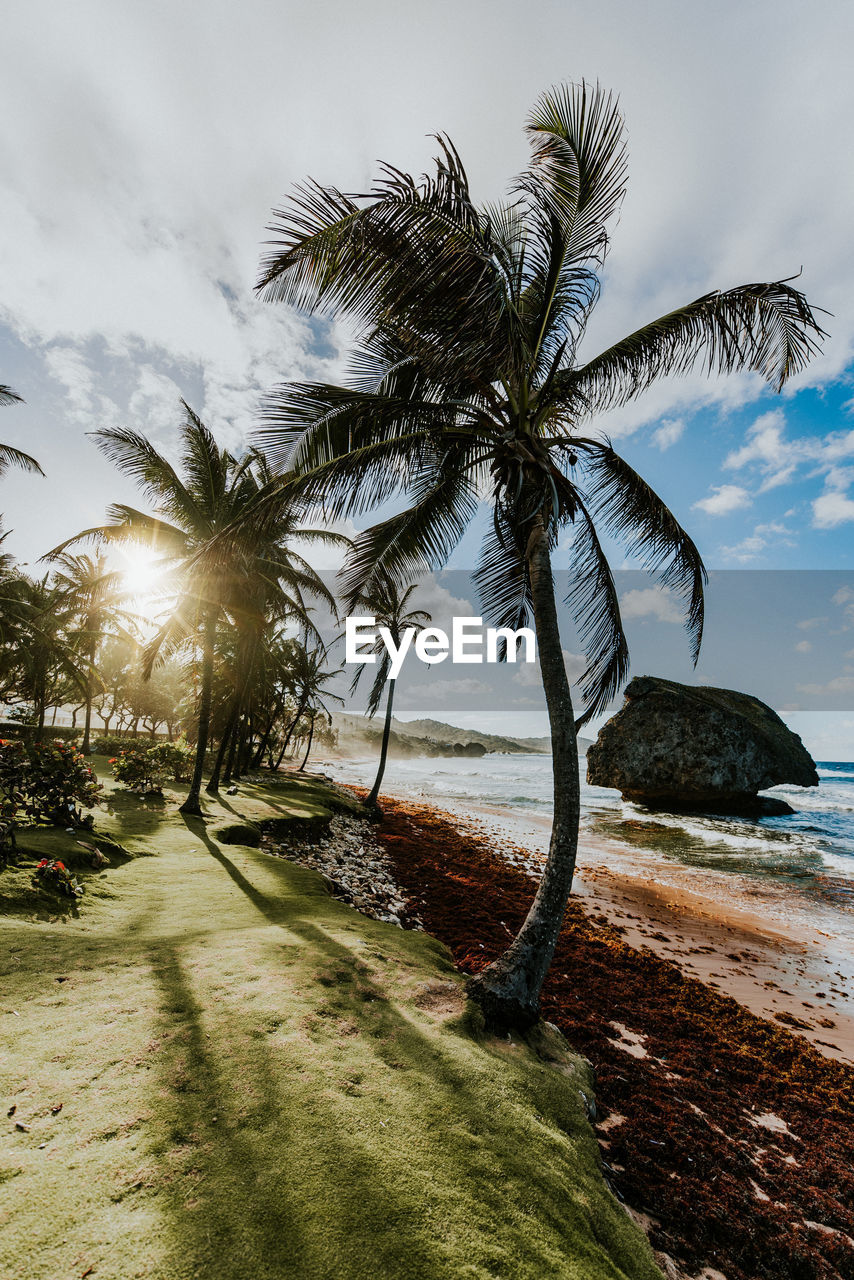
[0,762,661,1280]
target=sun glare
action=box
[117,546,170,612]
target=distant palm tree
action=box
[0,385,43,476]
[47,553,137,755]
[254,82,825,1029]
[275,637,343,771]
[350,575,430,808]
[7,575,84,734]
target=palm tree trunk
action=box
[206,706,237,795]
[299,715,315,770]
[367,681,395,807]
[252,696,283,768]
[82,639,96,755]
[467,515,580,1031]
[180,611,218,817]
[274,701,306,770]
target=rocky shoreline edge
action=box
[261,811,424,931]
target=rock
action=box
[587,675,819,817]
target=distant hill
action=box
[331,712,591,758]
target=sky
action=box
[2,0,854,753]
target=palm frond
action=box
[0,442,44,477]
[91,427,202,531]
[566,497,629,726]
[340,466,478,606]
[582,442,707,662]
[473,511,532,634]
[562,278,827,409]
[0,385,23,405]
[522,81,627,269]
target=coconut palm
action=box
[47,553,138,755]
[204,449,347,791]
[0,385,43,476]
[7,575,85,734]
[254,82,825,1029]
[349,574,430,808]
[56,404,343,814]
[274,637,344,771]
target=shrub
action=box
[0,722,81,744]
[32,858,84,898]
[110,747,170,796]
[92,734,141,756]
[147,737,194,782]
[0,738,102,829]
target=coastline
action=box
[321,755,854,1065]
[461,798,854,1064]
[358,786,854,1280]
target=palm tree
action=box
[274,637,343,771]
[46,553,137,755]
[204,449,346,792]
[0,385,43,476]
[350,574,430,808]
[57,404,343,814]
[254,82,825,1029]
[8,575,85,734]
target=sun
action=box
[116,545,171,610]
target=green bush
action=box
[147,737,194,782]
[92,734,141,756]
[109,747,170,796]
[0,722,82,744]
[0,737,102,828]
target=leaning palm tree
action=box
[0,385,43,476]
[349,574,430,808]
[254,82,825,1029]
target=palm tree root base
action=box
[465,971,540,1034]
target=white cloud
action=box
[797,617,828,631]
[651,418,684,450]
[719,519,795,563]
[693,484,752,516]
[797,675,854,698]
[813,488,854,528]
[724,410,854,503]
[620,585,683,623]
[794,640,812,653]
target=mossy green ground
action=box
[1,760,661,1280]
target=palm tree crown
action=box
[255,82,824,725]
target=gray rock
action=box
[587,675,819,817]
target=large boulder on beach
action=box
[586,675,819,817]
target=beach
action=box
[326,753,854,1064]
[321,775,854,1280]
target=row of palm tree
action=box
[0,392,350,783]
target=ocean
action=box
[326,754,854,942]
